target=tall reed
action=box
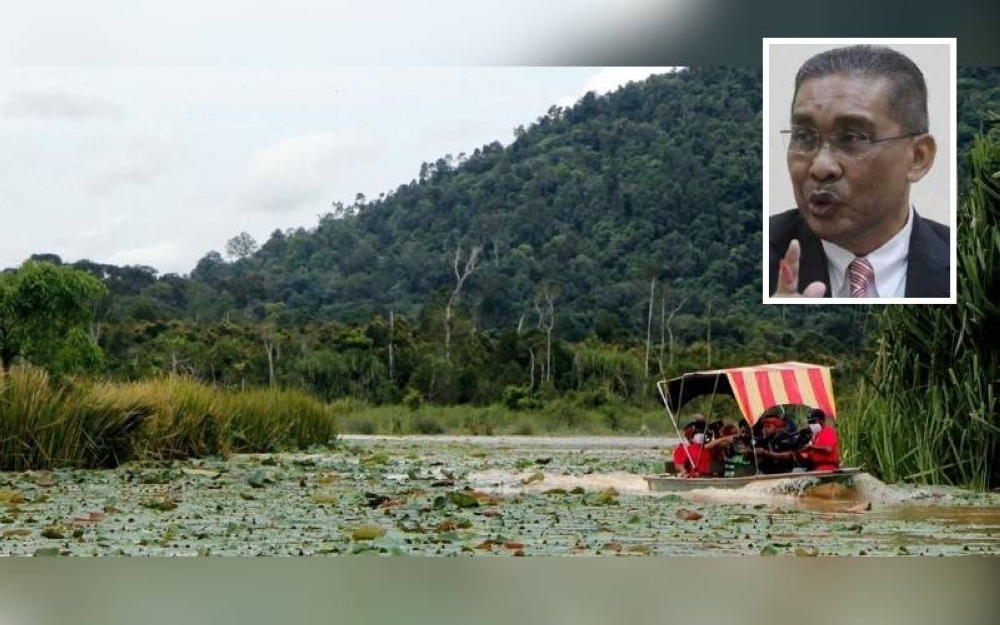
[0,367,149,470]
[843,132,1000,489]
[1,367,338,470]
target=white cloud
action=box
[556,66,683,108]
[239,131,381,212]
[2,89,125,121]
[104,240,180,269]
[88,136,181,196]
[77,212,133,241]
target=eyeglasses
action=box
[780,127,924,159]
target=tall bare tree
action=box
[444,244,482,361]
[644,277,656,378]
[533,287,556,384]
[388,309,395,382]
[657,293,687,375]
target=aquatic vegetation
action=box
[0,436,998,557]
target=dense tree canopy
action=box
[5,67,997,410]
[0,261,107,372]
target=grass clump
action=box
[0,367,151,471]
[842,131,1000,489]
[0,367,338,470]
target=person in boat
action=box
[706,419,756,477]
[672,416,714,477]
[798,408,840,471]
[754,416,806,474]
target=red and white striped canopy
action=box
[663,361,837,425]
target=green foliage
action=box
[0,261,107,372]
[843,130,1000,489]
[501,384,542,410]
[402,387,423,412]
[412,414,445,435]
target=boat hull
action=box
[643,468,862,492]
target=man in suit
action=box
[770,44,950,299]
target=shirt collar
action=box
[821,205,914,298]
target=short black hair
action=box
[807,408,827,423]
[793,45,929,134]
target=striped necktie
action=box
[848,257,875,298]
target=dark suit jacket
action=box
[769,209,951,298]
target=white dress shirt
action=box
[821,205,914,298]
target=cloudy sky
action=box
[0,66,676,274]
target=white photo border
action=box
[762,37,958,305]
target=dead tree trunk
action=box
[705,298,713,368]
[444,244,482,362]
[533,291,555,384]
[660,297,686,374]
[263,338,276,388]
[644,277,655,378]
[388,309,395,382]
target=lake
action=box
[1,435,997,556]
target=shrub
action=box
[512,418,536,436]
[403,387,423,412]
[412,414,445,435]
[502,384,543,411]
[346,418,377,435]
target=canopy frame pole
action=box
[750,431,761,475]
[657,379,694,471]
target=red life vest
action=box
[673,442,713,477]
[808,425,840,471]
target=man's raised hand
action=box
[773,239,826,298]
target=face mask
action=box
[809,423,822,435]
[692,433,706,445]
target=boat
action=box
[643,361,861,491]
[645,468,863,492]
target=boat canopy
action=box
[662,361,837,425]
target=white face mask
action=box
[692,433,706,445]
[809,423,822,435]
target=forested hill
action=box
[47,67,999,357]
[190,67,773,339]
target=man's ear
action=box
[907,134,936,183]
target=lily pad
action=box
[351,525,387,541]
[521,472,545,485]
[140,497,178,512]
[447,491,480,508]
[584,488,619,506]
[40,527,64,539]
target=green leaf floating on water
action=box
[351,524,387,540]
[522,472,545,485]
[140,497,178,512]
[447,491,480,508]
[584,488,619,506]
[40,526,64,539]
[246,470,272,489]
